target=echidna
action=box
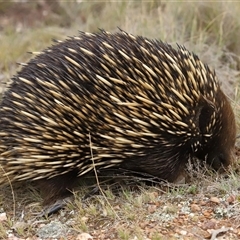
[0,30,236,205]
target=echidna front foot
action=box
[40,198,70,217]
[37,170,79,214]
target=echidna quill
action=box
[0,30,236,210]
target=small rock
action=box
[76,233,93,240]
[227,195,236,204]
[179,230,187,235]
[37,221,67,239]
[202,219,217,230]
[190,204,201,212]
[0,212,7,222]
[148,204,157,214]
[199,200,207,206]
[203,210,212,218]
[210,197,220,204]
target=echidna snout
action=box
[195,89,236,170]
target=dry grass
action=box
[0,1,240,239]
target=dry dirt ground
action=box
[0,1,240,240]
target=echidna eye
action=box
[198,103,215,134]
